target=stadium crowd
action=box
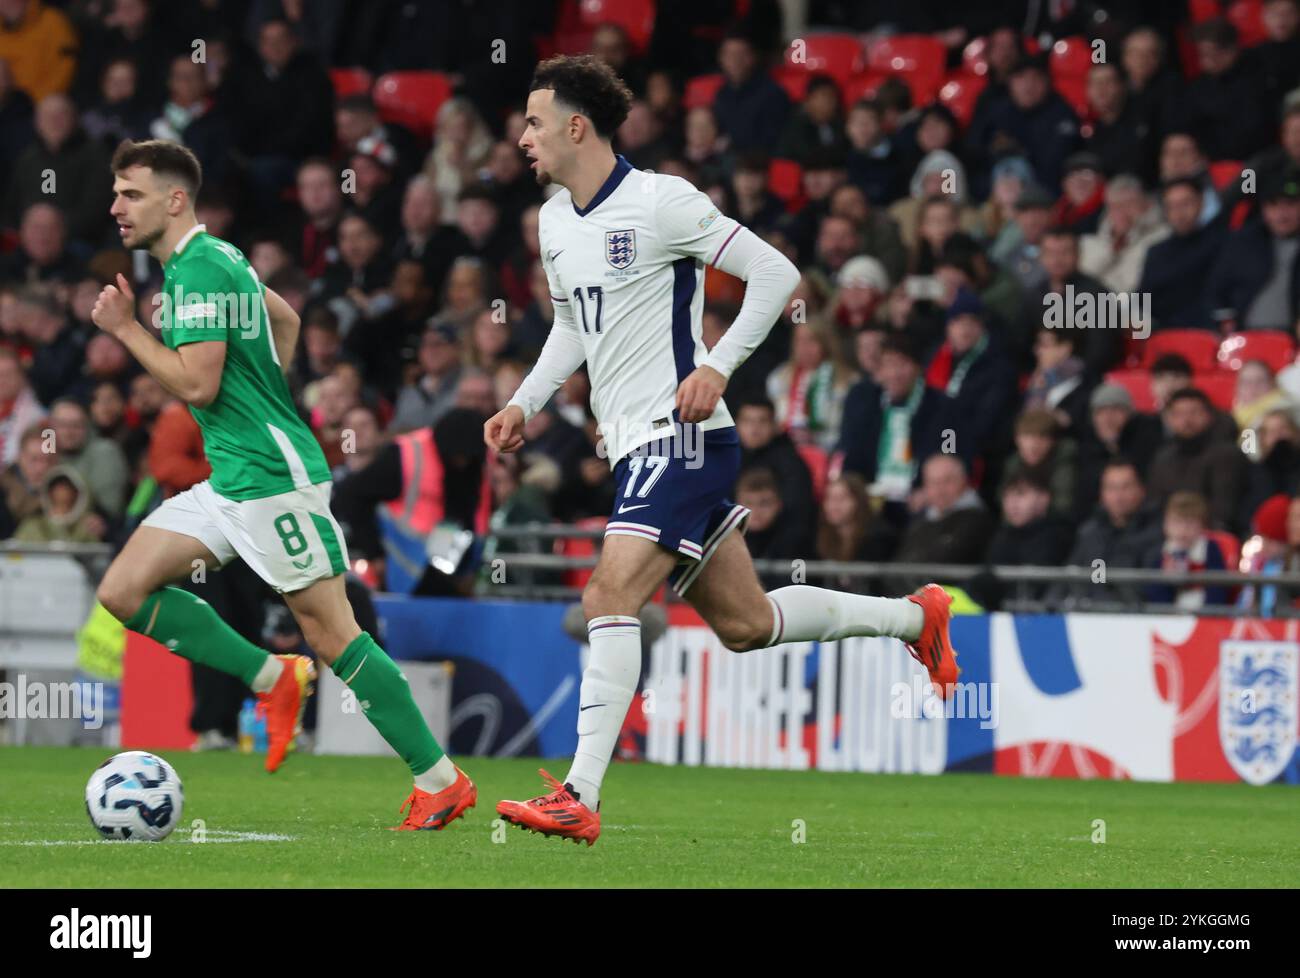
[6,0,1300,614]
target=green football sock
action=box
[331,631,445,776]
[124,586,270,688]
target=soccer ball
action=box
[84,751,184,841]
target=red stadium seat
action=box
[1193,370,1237,409]
[961,36,989,76]
[1140,329,1222,372]
[534,0,591,56]
[796,443,829,504]
[895,71,944,108]
[844,70,929,109]
[938,72,988,126]
[329,67,372,100]
[867,34,946,104]
[1104,369,1157,412]
[773,65,813,104]
[1209,159,1243,192]
[1054,74,1090,118]
[1218,332,1297,372]
[372,71,453,139]
[784,32,866,86]
[1227,0,1269,47]
[578,0,655,52]
[683,72,724,109]
[767,158,804,206]
[840,70,888,108]
[1190,0,1222,21]
[1049,36,1093,81]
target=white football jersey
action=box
[516,156,747,465]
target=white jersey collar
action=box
[172,223,207,257]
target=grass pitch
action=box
[1,746,1296,888]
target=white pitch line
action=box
[1,830,297,846]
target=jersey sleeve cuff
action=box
[506,395,536,422]
[168,329,229,347]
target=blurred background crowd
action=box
[5,0,1300,622]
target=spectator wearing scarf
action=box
[766,320,855,451]
[836,333,960,524]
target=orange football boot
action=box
[393,767,477,831]
[258,653,316,773]
[904,583,961,700]
[496,769,601,846]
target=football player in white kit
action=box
[486,55,959,845]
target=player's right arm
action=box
[92,274,226,407]
[484,244,586,452]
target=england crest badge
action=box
[605,229,636,269]
[1218,640,1298,785]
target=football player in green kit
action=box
[92,140,474,831]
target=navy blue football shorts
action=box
[605,425,750,596]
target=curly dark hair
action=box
[530,54,632,139]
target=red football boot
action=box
[393,767,477,831]
[904,583,961,700]
[258,654,315,773]
[496,769,601,846]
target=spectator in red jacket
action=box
[148,399,209,498]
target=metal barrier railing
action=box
[0,541,116,555]
[0,540,114,577]
[485,523,1300,616]
[4,532,1292,618]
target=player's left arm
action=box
[91,273,227,408]
[656,181,801,422]
[263,286,300,374]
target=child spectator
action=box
[14,466,103,543]
[1143,491,1230,608]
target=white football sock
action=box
[414,754,458,793]
[250,655,280,694]
[764,586,923,646]
[565,615,642,811]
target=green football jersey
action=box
[159,225,330,500]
